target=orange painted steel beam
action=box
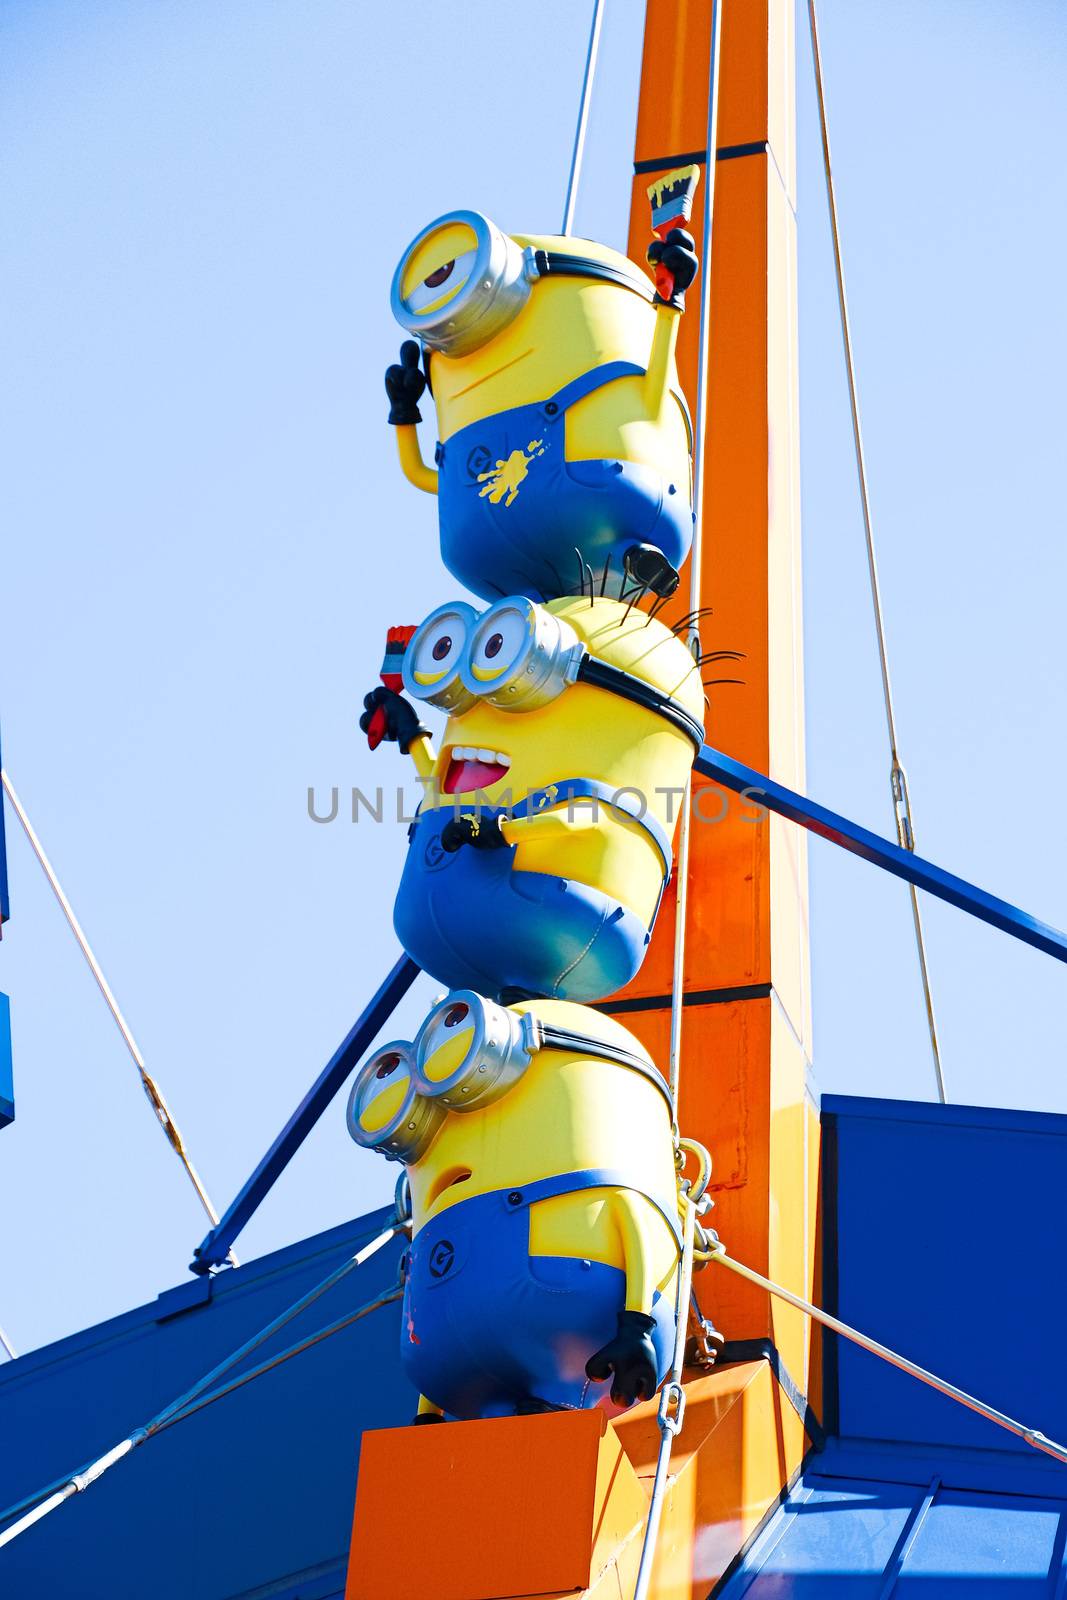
[609,0,816,1396]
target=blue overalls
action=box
[402,1167,680,1420]
[392,781,672,1003]
[435,361,694,603]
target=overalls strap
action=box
[539,361,647,420]
[500,1167,683,1252]
[511,779,673,881]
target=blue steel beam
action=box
[695,744,1067,964]
[191,954,420,1274]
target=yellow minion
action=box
[359,594,704,1003]
[347,991,681,1420]
[383,201,700,602]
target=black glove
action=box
[385,340,427,426]
[440,813,508,853]
[585,1310,659,1406]
[359,686,430,753]
[646,228,699,310]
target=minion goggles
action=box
[402,596,704,750]
[391,209,656,359]
[346,990,673,1163]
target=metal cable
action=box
[668,0,723,1110]
[632,1194,698,1600]
[0,1217,404,1549]
[0,1325,17,1361]
[0,769,232,1241]
[561,0,605,235]
[806,1,946,1103]
[704,1239,1067,1466]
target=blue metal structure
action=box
[717,1446,1067,1596]
[694,745,1067,964]
[191,955,420,1273]
[714,1094,1067,1595]
[0,1209,413,1599]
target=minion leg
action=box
[413,1395,445,1425]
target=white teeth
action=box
[450,746,509,766]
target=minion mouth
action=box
[443,746,511,795]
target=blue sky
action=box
[1,0,1065,1356]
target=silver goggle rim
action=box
[459,598,585,711]
[400,600,481,714]
[345,1040,444,1163]
[390,210,532,358]
[412,991,534,1111]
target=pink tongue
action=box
[444,759,509,795]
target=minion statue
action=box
[359,593,704,1003]
[347,991,683,1421]
[383,169,702,604]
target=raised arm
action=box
[643,228,699,417]
[385,341,438,496]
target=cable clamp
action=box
[891,761,915,852]
[657,1380,686,1437]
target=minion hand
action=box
[359,686,430,754]
[646,228,699,310]
[385,340,427,426]
[440,813,508,853]
[586,1310,660,1406]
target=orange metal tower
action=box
[610,0,817,1403]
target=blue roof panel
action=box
[718,1447,1067,1599]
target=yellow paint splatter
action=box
[477,438,546,507]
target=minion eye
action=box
[444,1002,470,1027]
[409,607,473,683]
[405,248,477,314]
[468,604,530,682]
[402,601,479,712]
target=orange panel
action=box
[347,1365,812,1600]
[346,1409,648,1600]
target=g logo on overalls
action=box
[428,1239,456,1279]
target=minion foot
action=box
[624,544,681,599]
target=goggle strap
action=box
[537,1024,674,1117]
[531,249,657,305]
[577,655,705,751]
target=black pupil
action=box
[424,260,455,288]
[376,1053,400,1079]
[484,632,504,660]
[432,635,452,661]
[444,1004,469,1028]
